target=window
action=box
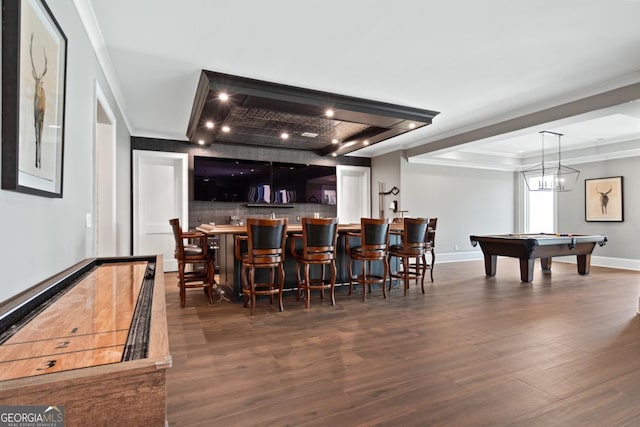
[525,177,555,233]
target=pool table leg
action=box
[540,257,552,271]
[519,258,535,282]
[484,254,497,276]
[577,254,591,275]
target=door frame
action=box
[336,165,371,223]
[132,150,188,271]
[94,82,117,257]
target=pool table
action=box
[469,233,607,282]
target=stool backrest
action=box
[246,218,288,263]
[427,217,438,248]
[403,217,429,249]
[169,218,185,259]
[301,217,338,259]
[361,217,390,252]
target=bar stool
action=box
[235,218,288,315]
[346,218,390,302]
[426,217,437,282]
[290,217,339,308]
[408,217,437,283]
[169,218,216,307]
[387,217,429,295]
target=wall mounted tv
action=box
[193,156,336,204]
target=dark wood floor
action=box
[164,259,640,426]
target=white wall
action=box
[558,155,640,265]
[0,1,131,303]
[371,151,401,219]
[400,159,516,260]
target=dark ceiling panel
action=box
[187,70,440,156]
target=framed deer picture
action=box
[585,176,624,222]
[1,0,67,197]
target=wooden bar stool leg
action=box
[382,258,388,299]
[206,259,214,304]
[178,262,186,308]
[278,263,285,312]
[269,268,275,305]
[387,253,393,292]
[402,257,409,296]
[361,260,367,302]
[320,265,325,301]
[330,261,336,306]
[419,256,425,284]
[249,267,257,316]
[296,262,302,302]
[347,258,354,296]
[430,250,435,282]
[304,263,311,309]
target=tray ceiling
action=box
[187,70,440,156]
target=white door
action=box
[337,165,371,223]
[133,150,188,271]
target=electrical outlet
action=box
[454,244,459,251]
[296,216,301,221]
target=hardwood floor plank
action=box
[507,386,640,427]
[164,259,640,426]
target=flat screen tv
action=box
[193,156,336,204]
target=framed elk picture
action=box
[1,0,67,197]
[585,176,624,222]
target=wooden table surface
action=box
[196,222,404,235]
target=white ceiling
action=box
[77,0,640,169]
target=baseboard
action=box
[553,255,640,271]
[436,251,484,263]
[436,252,640,272]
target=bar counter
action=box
[196,222,404,296]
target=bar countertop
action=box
[196,222,403,235]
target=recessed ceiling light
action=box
[408,122,416,129]
[331,138,339,144]
[331,152,337,157]
[222,125,230,132]
[281,132,289,139]
[205,121,214,129]
[218,92,229,101]
[197,139,205,145]
[363,140,370,146]
[325,109,334,117]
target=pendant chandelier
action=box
[522,131,580,192]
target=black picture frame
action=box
[2,0,67,197]
[585,176,624,222]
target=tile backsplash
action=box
[189,201,337,228]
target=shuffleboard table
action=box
[469,233,607,282]
[0,256,170,426]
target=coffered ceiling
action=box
[76,0,640,168]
